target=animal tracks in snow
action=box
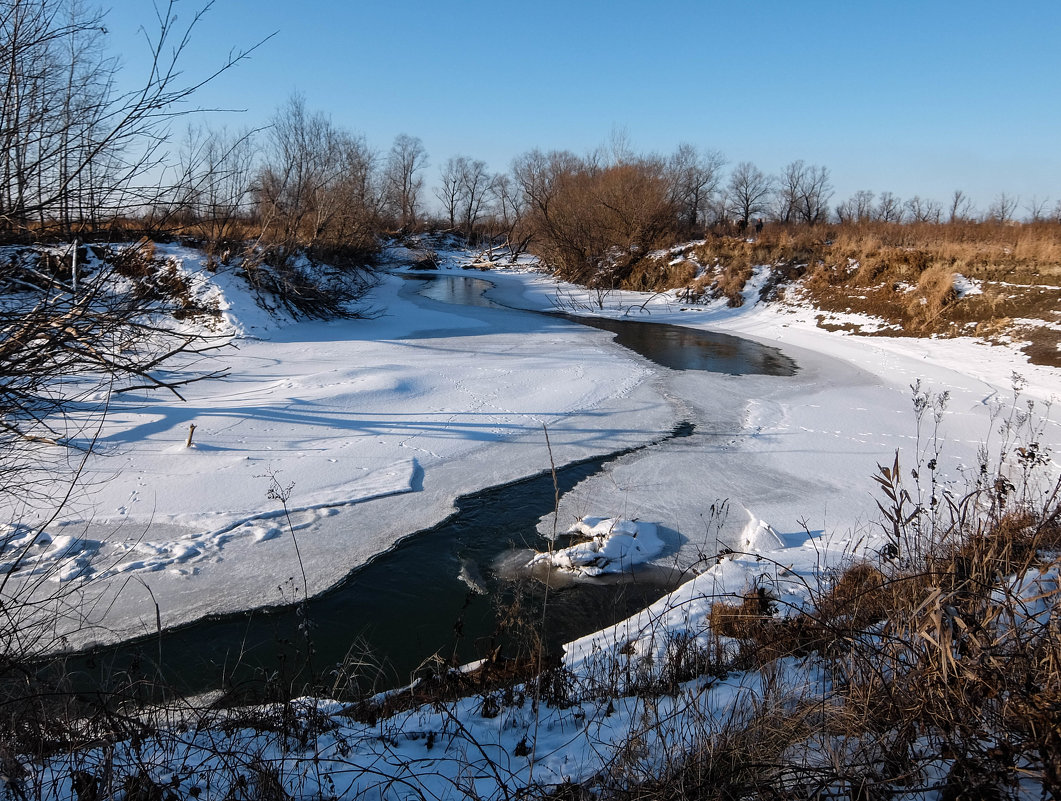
[3,460,418,584]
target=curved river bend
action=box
[60,274,796,701]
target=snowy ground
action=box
[487,262,1061,598]
[484,257,1061,689]
[4,244,1060,654]
[10,244,1061,800]
[5,246,675,648]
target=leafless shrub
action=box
[512,149,677,287]
[237,246,377,320]
[710,262,754,307]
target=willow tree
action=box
[0,0,261,238]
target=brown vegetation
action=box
[509,142,729,284]
[707,588,775,640]
[513,151,678,287]
[654,408,1061,798]
[618,221,1061,362]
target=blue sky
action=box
[104,0,1060,215]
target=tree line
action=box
[2,0,1058,275]
[0,0,261,240]
[163,101,1061,278]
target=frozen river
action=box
[15,250,1058,681]
[63,274,802,695]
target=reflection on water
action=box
[414,274,499,308]
[63,436,690,701]
[554,313,798,376]
[407,273,797,376]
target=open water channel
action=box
[60,274,796,701]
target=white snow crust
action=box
[527,516,664,576]
[6,242,1060,649]
[8,241,1061,800]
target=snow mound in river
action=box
[738,507,784,551]
[528,516,663,576]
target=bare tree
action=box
[253,95,381,258]
[175,125,259,243]
[54,0,113,233]
[774,161,803,224]
[435,156,463,230]
[383,133,427,229]
[904,195,943,223]
[987,192,1019,224]
[833,201,849,225]
[1023,195,1050,223]
[949,189,974,223]
[607,125,634,166]
[435,155,491,241]
[726,161,773,227]
[875,191,904,223]
[457,157,491,241]
[486,172,529,259]
[0,0,264,238]
[511,148,581,253]
[0,0,109,232]
[775,160,832,225]
[328,133,382,254]
[666,143,725,235]
[255,95,334,249]
[851,190,876,223]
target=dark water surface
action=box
[63,432,691,701]
[60,274,797,701]
[553,313,797,375]
[409,273,797,376]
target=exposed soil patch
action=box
[1021,326,1061,368]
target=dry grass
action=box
[905,264,958,331]
[620,258,698,293]
[802,223,1061,349]
[813,561,889,629]
[660,514,1061,797]
[603,694,816,800]
[609,385,1061,798]
[625,222,1061,361]
[828,221,1061,280]
[707,588,775,640]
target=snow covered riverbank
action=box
[6,247,678,649]
[9,244,1061,800]
[5,244,1060,656]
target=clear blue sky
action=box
[104,0,1061,215]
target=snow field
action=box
[6,246,675,646]
[6,243,1060,655]
[8,243,1061,799]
